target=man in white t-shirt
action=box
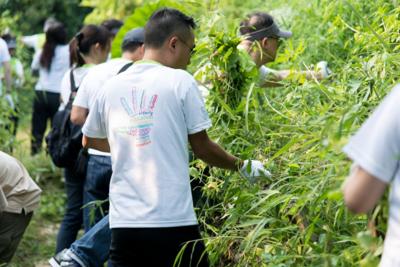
[342,85,400,267]
[82,8,268,267]
[238,12,330,87]
[70,28,145,232]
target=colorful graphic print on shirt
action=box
[117,87,158,147]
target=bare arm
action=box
[342,165,388,214]
[71,106,88,126]
[2,61,11,93]
[82,135,110,152]
[188,130,241,171]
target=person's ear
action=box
[260,37,268,48]
[168,36,179,51]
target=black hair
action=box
[101,19,123,36]
[144,8,196,49]
[69,24,111,67]
[1,33,13,43]
[122,42,143,53]
[239,12,274,35]
[40,22,68,70]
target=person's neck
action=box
[122,51,142,62]
[82,54,102,65]
[142,50,170,67]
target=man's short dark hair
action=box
[239,12,274,35]
[144,8,196,49]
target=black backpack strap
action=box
[117,62,133,74]
[66,68,78,108]
[70,68,78,93]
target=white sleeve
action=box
[259,65,277,81]
[73,72,92,109]
[21,35,38,48]
[82,89,107,138]
[343,85,400,183]
[0,39,10,63]
[31,50,41,70]
[60,70,71,106]
[182,77,212,134]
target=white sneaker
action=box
[316,61,332,78]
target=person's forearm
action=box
[82,135,110,152]
[71,106,88,126]
[194,139,241,171]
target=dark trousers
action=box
[83,154,111,232]
[31,90,60,155]
[55,167,84,253]
[110,226,209,267]
[0,211,33,263]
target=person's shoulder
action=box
[0,38,8,52]
[161,66,196,83]
[55,44,70,56]
[88,58,130,76]
[379,84,400,109]
[0,38,7,47]
[389,84,400,98]
[0,151,19,170]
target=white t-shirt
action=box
[0,38,10,95]
[31,45,70,93]
[343,85,400,267]
[82,61,212,228]
[74,58,132,156]
[0,38,10,64]
[59,66,92,110]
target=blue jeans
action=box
[70,215,111,267]
[83,154,111,232]
[56,168,84,253]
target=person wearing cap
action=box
[1,34,24,88]
[0,150,41,264]
[0,36,12,102]
[0,34,22,140]
[239,12,331,87]
[48,28,146,267]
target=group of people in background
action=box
[0,6,398,267]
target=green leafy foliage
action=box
[187,0,400,266]
[111,0,199,58]
[81,0,141,24]
[2,0,400,266]
[0,0,92,37]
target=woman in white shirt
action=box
[55,24,111,254]
[30,22,69,155]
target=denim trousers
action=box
[83,154,111,232]
[56,167,84,253]
[70,214,111,267]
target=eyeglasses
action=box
[177,36,196,55]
